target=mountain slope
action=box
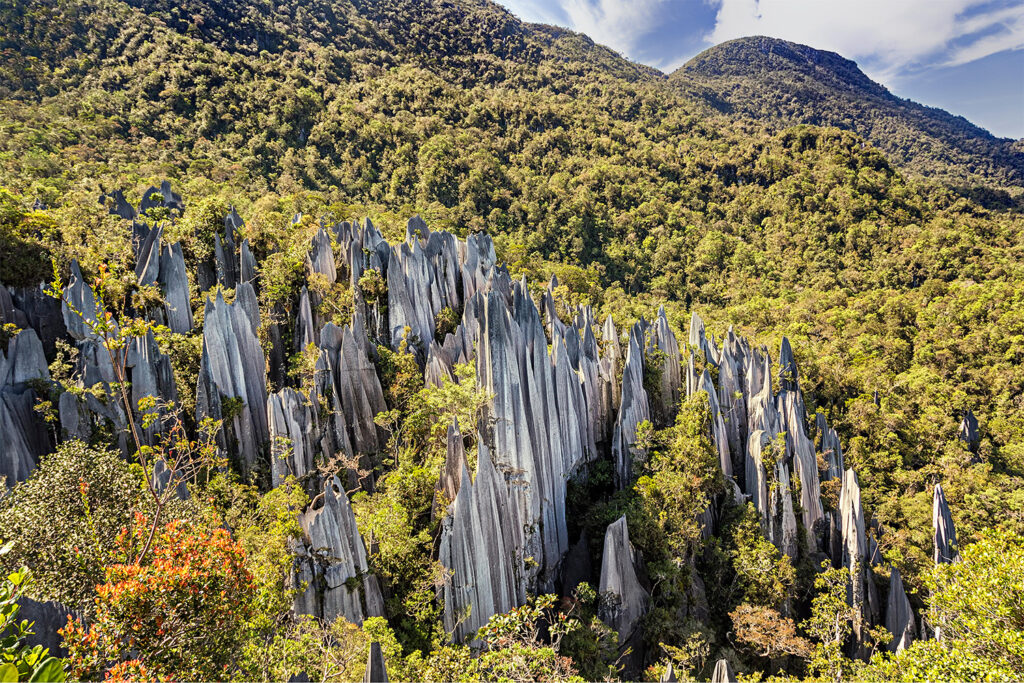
[672,36,1024,191]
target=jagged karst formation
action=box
[597,516,649,648]
[293,476,385,626]
[2,186,970,671]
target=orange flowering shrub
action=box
[61,515,255,681]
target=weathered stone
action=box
[932,483,958,564]
[196,286,269,473]
[700,368,732,477]
[135,224,162,287]
[269,387,322,494]
[158,242,193,333]
[885,567,916,652]
[958,410,980,453]
[778,388,824,541]
[294,476,384,626]
[815,413,845,482]
[439,441,526,643]
[710,659,736,683]
[598,516,648,644]
[839,469,878,658]
[363,642,389,683]
[16,597,79,658]
[433,419,467,520]
[612,327,650,489]
[649,306,682,425]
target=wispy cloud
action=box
[498,0,675,58]
[706,0,1024,78]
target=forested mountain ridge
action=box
[0,0,1023,681]
[672,36,1024,192]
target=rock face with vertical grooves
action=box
[778,386,824,540]
[268,387,322,493]
[700,368,732,477]
[362,642,389,683]
[958,410,980,453]
[294,476,385,626]
[159,242,194,333]
[196,285,269,473]
[433,419,467,520]
[885,567,916,652]
[816,413,845,482]
[598,516,648,644]
[649,306,682,425]
[0,328,51,485]
[612,327,650,489]
[710,659,735,683]
[439,441,525,644]
[839,468,877,658]
[932,483,958,564]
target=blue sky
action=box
[496,0,1024,139]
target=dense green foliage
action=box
[0,555,66,683]
[673,36,1024,193]
[1,0,1023,679]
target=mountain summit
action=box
[672,36,1024,188]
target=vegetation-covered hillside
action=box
[0,0,1022,681]
[672,36,1024,193]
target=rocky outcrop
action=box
[649,306,681,425]
[598,516,648,645]
[885,567,916,652]
[958,410,980,454]
[433,420,467,520]
[778,386,823,539]
[158,242,193,333]
[839,469,878,658]
[439,441,526,644]
[196,286,268,473]
[932,483,958,564]
[16,597,79,658]
[612,327,650,489]
[816,412,845,482]
[268,387,322,492]
[293,477,385,626]
[363,642,388,683]
[710,659,735,683]
[139,180,183,216]
[700,368,732,477]
[0,328,51,485]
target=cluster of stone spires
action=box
[0,182,966,667]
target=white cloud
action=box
[706,0,1024,77]
[498,0,674,58]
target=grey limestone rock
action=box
[158,242,193,333]
[196,285,269,473]
[598,515,648,644]
[839,469,878,657]
[433,419,467,520]
[294,476,385,626]
[139,180,183,215]
[0,328,51,485]
[885,567,916,652]
[778,388,824,541]
[362,642,389,683]
[650,306,682,426]
[439,440,526,644]
[269,387,323,494]
[815,412,845,482]
[612,327,650,489]
[710,659,736,683]
[16,597,79,658]
[700,368,732,478]
[932,483,958,564]
[958,410,980,453]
